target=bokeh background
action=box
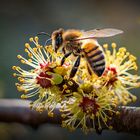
[0,0,140,140]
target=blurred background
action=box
[0,0,140,139]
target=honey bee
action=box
[44,28,123,78]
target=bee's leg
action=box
[61,52,72,65]
[62,47,66,54]
[70,55,81,78]
[87,63,92,75]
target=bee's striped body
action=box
[82,40,105,76]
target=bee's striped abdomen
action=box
[83,43,105,76]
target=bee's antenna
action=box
[37,32,51,37]
[44,38,52,46]
[37,32,52,46]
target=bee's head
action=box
[52,28,64,52]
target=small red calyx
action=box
[103,66,117,76]
[36,62,56,88]
[39,63,52,71]
[103,66,118,86]
[79,97,100,115]
[36,72,52,88]
[107,67,117,75]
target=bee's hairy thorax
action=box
[62,29,83,55]
[63,41,82,56]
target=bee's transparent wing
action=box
[72,28,123,41]
[83,28,123,38]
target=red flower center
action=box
[103,66,118,85]
[79,97,100,115]
[36,72,52,88]
[103,67,117,75]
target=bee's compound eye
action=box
[56,34,63,46]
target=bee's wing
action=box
[83,28,123,37]
[72,28,123,41]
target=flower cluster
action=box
[93,43,140,105]
[61,83,118,133]
[13,37,140,133]
[12,37,74,115]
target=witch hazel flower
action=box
[12,36,73,115]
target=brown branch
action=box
[0,99,140,135]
